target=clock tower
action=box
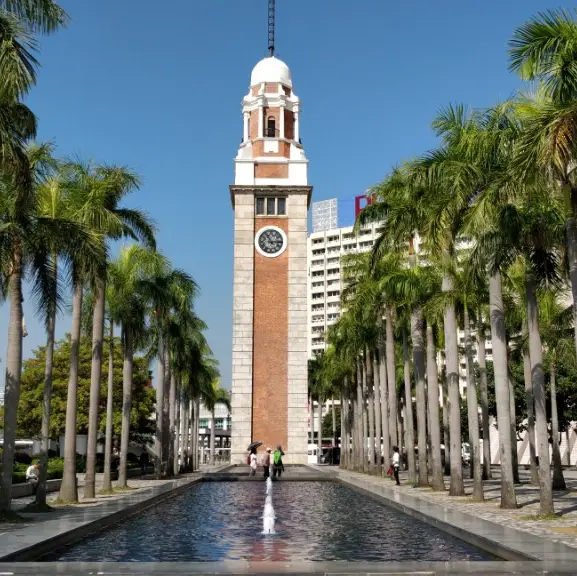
[229,53,312,465]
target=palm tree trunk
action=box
[332,397,337,448]
[102,322,114,492]
[194,400,200,469]
[36,289,56,508]
[155,333,164,478]
[348,393,354,469]
[340,393,347,468]
[402,327,416,484]
[361,360,369,474]
[477,313,492,481]
[366,349,376,474]
[84,285,106,499]
[181,392,188,473]
[370,349,382,475]
[378,345,390,470]
[386,311,398,451]
[411,310,428,487]
[118,324,133,488]
[162,345,171,476]
[355,365,363,472]
[173,378,181,476]
[59,282,83,503]
[310,395,315,455]
[507,363,520,484]
[525,272,553,515]
[317,395,323,464]
[522,328,539,486]
[398,400,404,461]
[210,410,216,466]
[566,217,577,360]
[442,375,450,476]
[442,274,464,496]
[0,243,24,512]
[464,306,483,501]
[426,323,444,490]
[550,360,566,491]
[488,272,517,509]
[168,372,176,474]
[189,398,198,472]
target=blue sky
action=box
[0,0,563,391]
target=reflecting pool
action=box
[52,481,494,562]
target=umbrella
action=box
[247,441,263,451]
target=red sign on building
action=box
[355,193,376,220]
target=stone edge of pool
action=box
[0,474,204,562]
[326,467,577,564]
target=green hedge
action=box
[12,455,139,483]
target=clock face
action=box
[255,226,287,257]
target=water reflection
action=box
[53,481,493,562]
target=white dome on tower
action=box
[250,56,292,88]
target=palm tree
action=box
[34,162,100,508]
[424,319,444,490]
[509,11,577,358]
[69,163,156,499]
[474,190,564,515]
[144,266,197,477]
[107,245,167,487]
[419,103,520,507]
[0,145,95,511]
[538,287,572,491]
[206,383,228,466]
[0,0,67,33]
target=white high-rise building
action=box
[306,217,493,398]
[307,221,383,357]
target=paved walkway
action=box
[325,465,577,559]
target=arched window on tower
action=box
[266,116,276,137]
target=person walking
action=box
[139,449,149,477]
[392,445,401,486]
[249,447,258,477]
[263,448,271,479]
[272,445,284,479]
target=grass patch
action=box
[112,485,137,492]
[51,498,78,506]
[519,513,560,521]
[98,489,116,496]
[0,510,25,523]
[551,526,577,535]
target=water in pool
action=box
[53,481,494,562]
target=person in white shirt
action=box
[392,446,401,486]
[26,463,39,494]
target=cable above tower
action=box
[268,0,275,56]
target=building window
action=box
[215,418,224,430]
[256,197,265,215]
[267,117,276,137]
[199,419,209,429]
[277,197,286,215]
[256,197,287,216]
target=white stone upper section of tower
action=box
[234,56,308,187]
[250,56,292,88]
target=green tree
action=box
[16,335,155,441]
[322,406,341,439]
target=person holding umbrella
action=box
[247,441,262,477]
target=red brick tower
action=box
[230,54,312,464]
